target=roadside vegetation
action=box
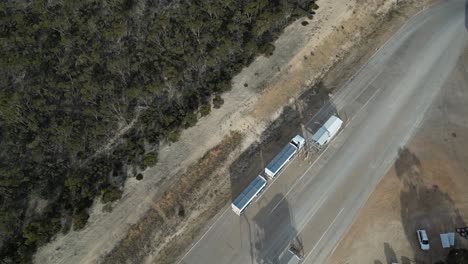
[0,0,317,262]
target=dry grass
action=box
[102,132,243,264]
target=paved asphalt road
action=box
[178,1,468,264]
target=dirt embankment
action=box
[102,132,244,264]
[35,1,428,263]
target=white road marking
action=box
[179,73,383,264]
[303,207,345,263]
[296,189,329,234]
[176,208,229,264]
[268,146,328,214]
[268,73,384,214]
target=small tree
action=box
[22,219,59,246]
[168,130,180,142]
[259,43,275,57]
[72,210,89,231]
[183,112,198,128]
[199,104,211,116]
[213,95,224,109]
[101,186,123,203]
[143,152,157,167]
[136,173,143,180]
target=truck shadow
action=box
[465,0,467,31]
[249,194,298,264]
[384,242,398,264]
[228,105,301,201]
[228,81,329,201]
[396,148,466,263]
[303,82,339,136]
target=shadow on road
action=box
[249,194,298,264]
[396,148,466,263]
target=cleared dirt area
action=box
[35,1,434,264]
[328,44,468,264]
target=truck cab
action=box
[291,135,305,149]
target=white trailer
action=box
[279,246,302,264]
[264,135,305,179]
[311,115,343,147]
[231,175,267,215]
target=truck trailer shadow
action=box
[303,82,339,136]
[247,194,298,264]
[228,105,302,201]
[396,148,466,263]
[465,0,467,31]
[374,242,414,264]
[228,80,330,202]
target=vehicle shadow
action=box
[396,148,467,263]
[400,256,412,264]
[384,242,398,264]
[228,105,301,202]
[228,81,329,202]
[374,242,398,264]
[249,194,298,264]
[465,0,467,31]
[303,82,339,136]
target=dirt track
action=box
[34,1,428,263]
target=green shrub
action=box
[136,173,143,181]
[199,104,211,117]
[183,112,198,128]
[22,219,59,246]
[143,152,157,167]
[168,130,180,143]
[213,95,224,109]
[72,210,89,231]
[259,43,276,57]
[101,186,123,204]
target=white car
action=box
[417,229,430,250]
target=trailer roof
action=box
[279,249,301,264]
[312,115,343,146]
[312,127,329,146]
[232,176,266,211]
[265,143,297,175]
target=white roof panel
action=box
[441,233,450,248]
[311,127,329,146]
[324,115,343,135]
[312,115,343,146]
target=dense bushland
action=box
[0,0,316,261]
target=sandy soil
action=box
[328,44,468,264]
[34,1,422,263]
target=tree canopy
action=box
[0,0,316,262]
